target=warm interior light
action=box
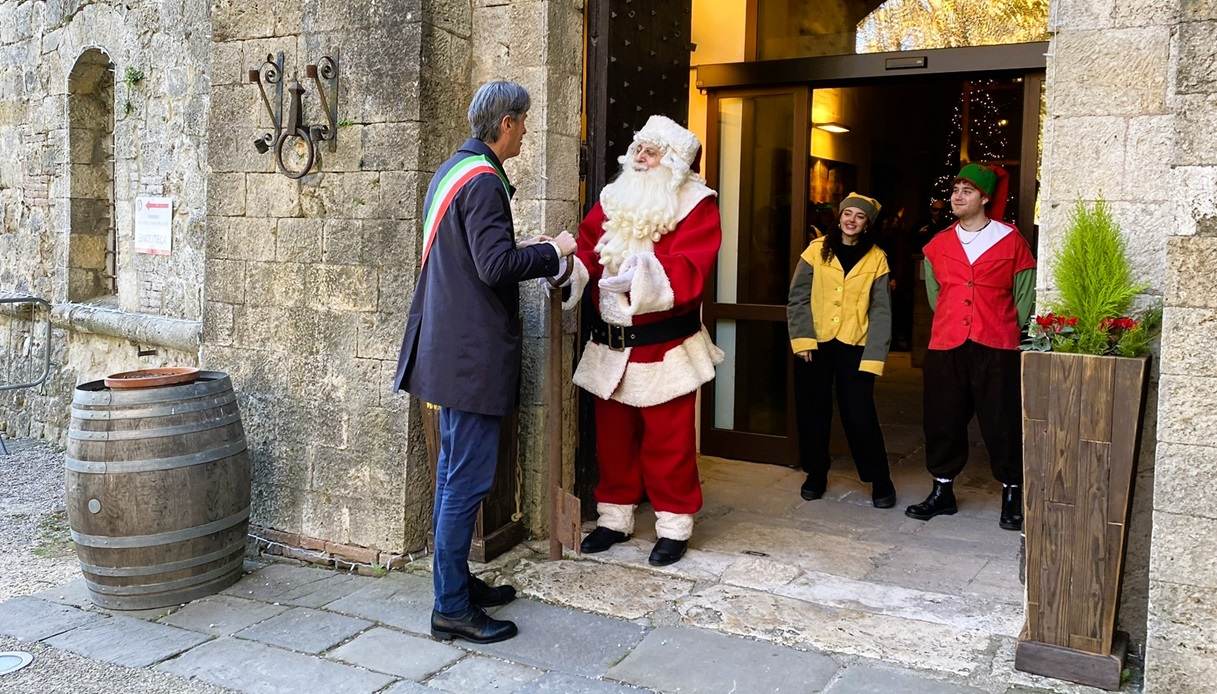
[814,122,850,134]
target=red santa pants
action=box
[593,392,702,515]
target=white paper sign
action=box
[134,196,173,255]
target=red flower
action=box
[1065,316,1078,327]
[1035,314,1055,328]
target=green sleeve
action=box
[786,260,817,352]
[1015,268,1037,327]
[923,257,939,312]
[859,273,892,375]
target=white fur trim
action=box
[573,327,724,408]
[634,115,701,169]
[622,253,674,316]
[561,257,590,311]
[655,512,694,541]
[599,285,633,327]
[675,180,717,222]
[596,502,636,535]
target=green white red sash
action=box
[420,155,509,269]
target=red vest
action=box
[924,224,1036,351]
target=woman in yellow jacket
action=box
[787,193,895,508]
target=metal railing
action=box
[0,294,52,455]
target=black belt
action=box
[590,311,703,350]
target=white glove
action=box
[598,268,635,293]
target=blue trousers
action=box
[433,407,501,615]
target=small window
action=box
[67,49,116,303]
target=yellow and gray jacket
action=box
[786,237,892,375]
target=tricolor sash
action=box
[420,155,510,269]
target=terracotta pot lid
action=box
[104,367,201,389]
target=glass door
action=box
[701,87,810,466]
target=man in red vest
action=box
[905,163,1035,531]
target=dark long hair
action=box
[821,221,874,263]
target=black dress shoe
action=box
[905,479,958,520]
[580,526,629,554]
[1000,485,1023,531]
[871,478,897,509]
[469,574,516,608]
[800,474,827,501]
[431,607,518,644]
[648,538,687,566]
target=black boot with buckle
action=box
[904,479,958,520]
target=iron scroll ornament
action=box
[248,53,339,179]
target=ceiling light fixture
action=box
[814,122,850,134]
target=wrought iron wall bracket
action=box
[248,52,340,180]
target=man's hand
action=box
[796,350,813,362]
[598,268,635,293]
[553,230,577,256]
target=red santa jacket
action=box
[564,189,724,407]
[923,223,1036,350]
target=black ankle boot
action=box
[801,474,827,501]
[905,479,958,520]
[1000,485,1023,531]
[469,574,516,608]
[871,478,897,509]
[431,606,518,644]
[648,538,687,566]
[580,526,629,554]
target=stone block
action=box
[327,626,462,679]
[0,597,101,642]
[307,264,379,312]
[1144,642,1217,693]
[1051,28,1168,117]
[246,261,307,307]
[467,598,646,677]
[235,605,372,653]
[246,172,303,218]
[825,665,983,693]
[308,172,383,219]
[1178,21,1217,95]
[205,258,247,304]
[342,26,424,124]
[361,218,414,268]
[1166,236,1217,307]
[381,171,424,221]
[361,122,421,172]
[1175,94,1217,166]
[325,572,435,635]
[1160,308,1217,378]
[203,300,236,345]
[608,625,838,694]
[212,41,245,86]
[208,172,246,217]
[1042,116,1126,200]
[1148,511,1217,588]
[223,562,334,601]
[1049,0,1115,31]
[226,217,279,262]
[1184,0,1217,20]
[357,312,401,360]
[1157,374,1217,446]
[277,217,323,262]
[1124,116,1175,203]
[156,636,396,692]
[509,557,694,620]
[1147,580,1217,657]
[515,673,648,694]
[158,595,288,636]
[44,615,210,668]
[1153,443,1217,519]
[427,655,544,693]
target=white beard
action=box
[597,165,682,275]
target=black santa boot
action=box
[999,484,1023,531]
[904,479,958,520]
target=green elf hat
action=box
[838,192,881,221]
[954,162,1010,220]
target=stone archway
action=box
[66,48,116,303]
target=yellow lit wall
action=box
[688,0,749,170]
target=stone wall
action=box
[0,0,209,440]
[1145,3,1217,691]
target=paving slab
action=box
[607,625,839,694]
[278,572,373,608]
[383,681,437,694]
[222,562,336,602]
[43,614,211,667]
[468,598,647,678]
[29,577,93,609]
[575,538,737,583]
[515,671,650,693]
[325,572,435,635]
[863,544,990,594]
[159,594,289,636]
[695,516,891,580]
[327,626,462,679]
[156,636,396,693]
[824,664,986,693]
[424,654,544,694]
[511,557,694,620]
[235,606,372,653]
[0,596,102,641]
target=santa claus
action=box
[555,115,723,566]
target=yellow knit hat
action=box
[838,192,881,221]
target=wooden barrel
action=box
[65,371,251,610]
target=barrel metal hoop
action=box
[70,507,250,549]
[65,438,248,474]
[72,373,232,406]
[84,556,245,596]
[70,392,238,421]
[78,538,247,577]
[68,411,243,442]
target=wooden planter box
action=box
[419,402,526,562]
[1017,351,1150,690]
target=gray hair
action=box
[468,81,530,143]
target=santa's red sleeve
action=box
[617,197,721,316]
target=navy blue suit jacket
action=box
[393,139,560,416]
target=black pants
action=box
[923,341,1022,485]
[793,340,890,484]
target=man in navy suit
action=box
[394,81,576,644]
